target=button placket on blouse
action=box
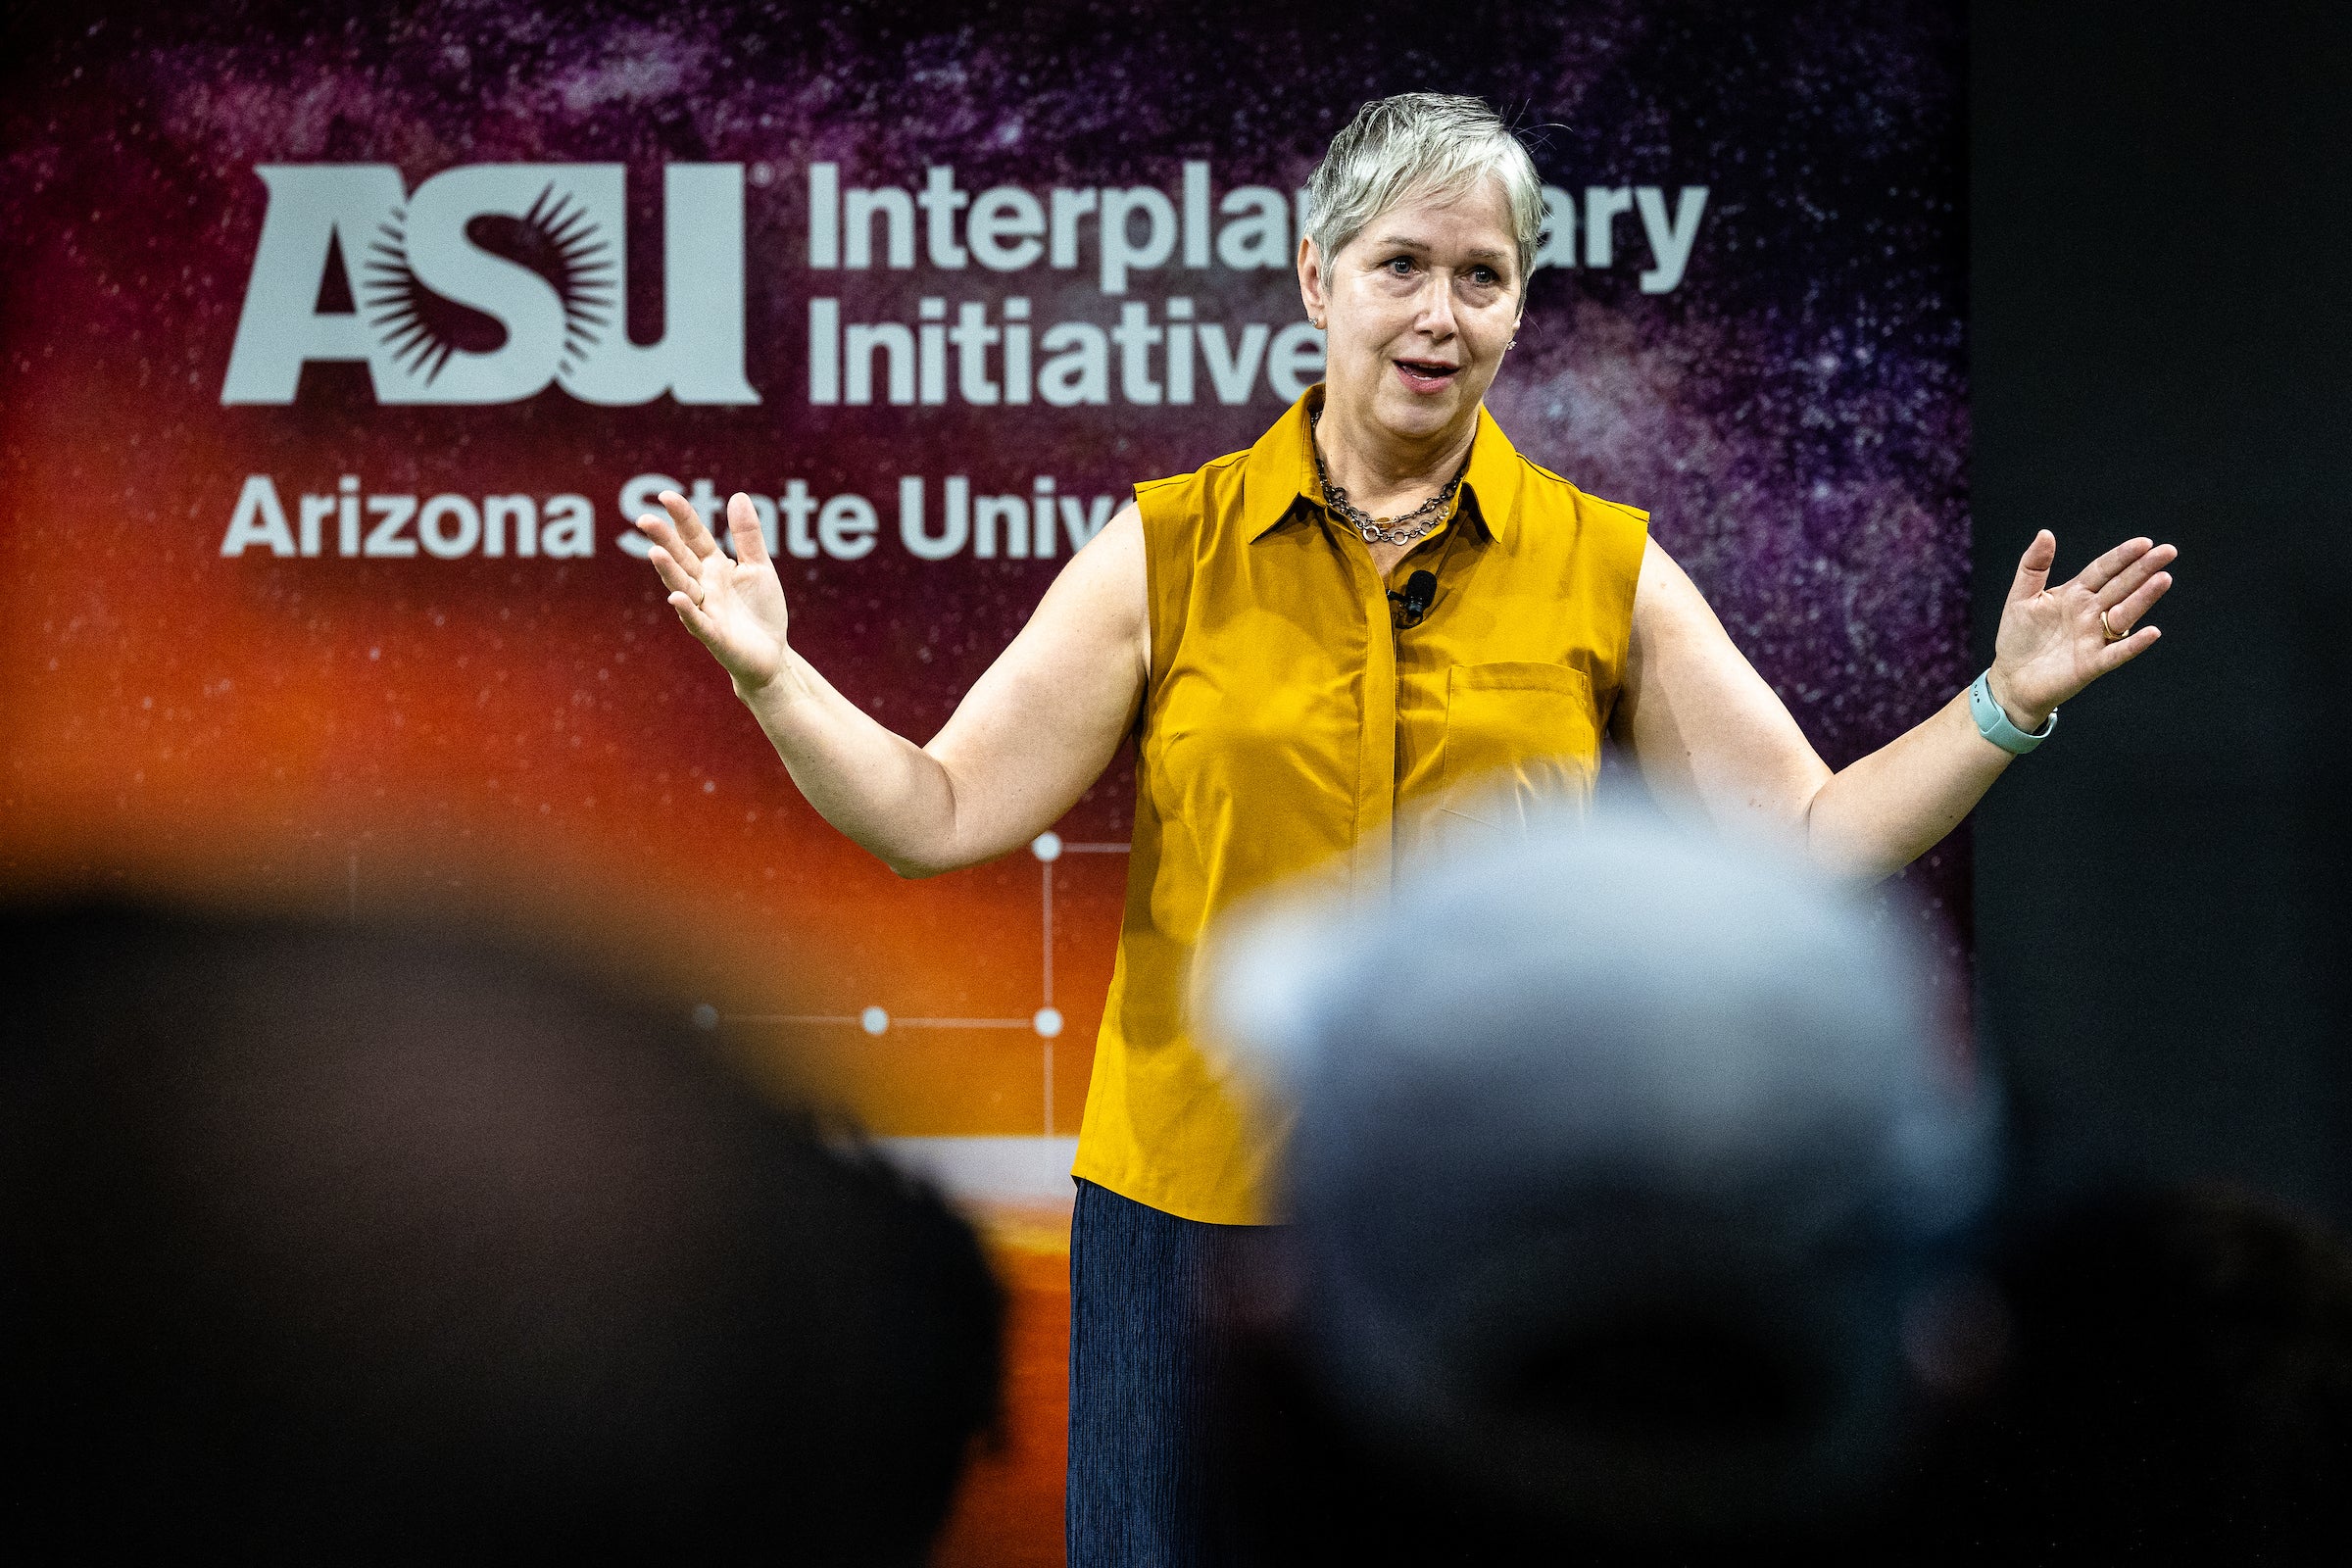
[1338,509,1462,903]
[1342,524,1399,903]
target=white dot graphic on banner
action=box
[712,837,1129,1137]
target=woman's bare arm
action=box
[641,490,1148,878]
[1615,531,2174,879]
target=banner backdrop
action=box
[1,2,1967,1144]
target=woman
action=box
[638,94,2174,1563]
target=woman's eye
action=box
[1387,256,1414,275]
[1470,268,1498,285]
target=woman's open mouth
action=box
[1394,359,1461,393]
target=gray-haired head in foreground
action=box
[1205,812,1996,1537]
[1305,93,1547,291]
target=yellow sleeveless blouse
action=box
[1071,388,1649,1223]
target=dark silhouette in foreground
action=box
[1204,816,1996,1564]
[1202,817,2352,1563]
[1215,1182,2352,1564]
[1,903,1002,1564]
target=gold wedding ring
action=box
[2099,608,2126,642]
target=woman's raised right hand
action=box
[638,490,791,694]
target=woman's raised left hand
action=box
[1987,529,2176,729]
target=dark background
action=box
[1972,1,2352,1218]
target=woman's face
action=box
[1300,176,1523,448]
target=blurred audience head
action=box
[0,901,1002,1565]
[1205,811,1995,1559]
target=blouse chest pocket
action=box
[1439,662,1600,819]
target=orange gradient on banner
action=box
[1,405,1128,1142]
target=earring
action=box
[1508,337,1518,350]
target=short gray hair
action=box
[1305,93,1546,288]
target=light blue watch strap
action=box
[1970,669,2056,755]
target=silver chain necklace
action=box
[1309,406,1466,547]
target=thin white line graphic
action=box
[712,833,1129,1136]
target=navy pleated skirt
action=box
[1065,1177,1259,1567]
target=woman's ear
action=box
[1297,235,1328,330]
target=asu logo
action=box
[221,164,758,406]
